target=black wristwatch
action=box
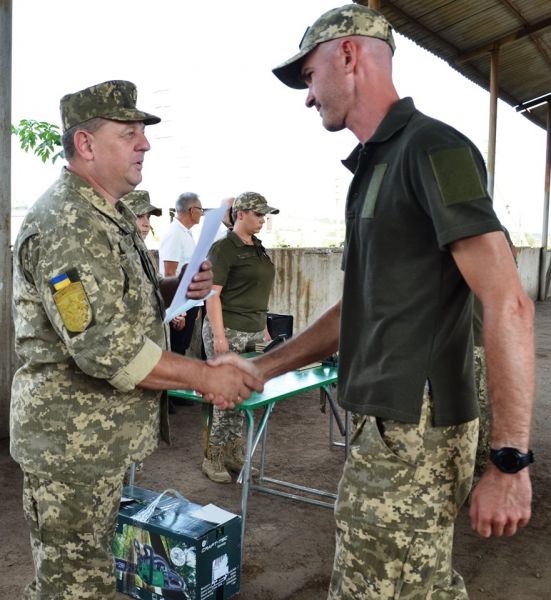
[489,447,534,474]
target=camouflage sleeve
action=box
[23,228,163,391]
[108,337,162,391]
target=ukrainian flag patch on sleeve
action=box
[50,269,93,333]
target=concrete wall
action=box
[267,247,344,333]
[267,246,551,333]
[516,247,541,299]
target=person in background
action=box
[10,80,262,600]
[123,189,186,337]
[188,196,236,362]
[202,191,279,483]
[213,4,534,598]
[121,189,179,479]
[158,192,203,357]
[122,189,162,241]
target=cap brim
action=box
[141,112,162,126]
[262,206,280,215]
[272,51,309,90]
[103,108,161,125]
[149,207,162,216]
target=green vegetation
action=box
[11,119,63,164]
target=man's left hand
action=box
[469,465,532,537]
[186,259,213,300]
[208,352,266,384]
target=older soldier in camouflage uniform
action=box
[11,80,262,600]
[214,4,534,599]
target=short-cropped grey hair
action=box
[175,192,200,214]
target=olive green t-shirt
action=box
[210,231,275,332]
[339,97,503,426]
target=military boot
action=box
[224,438,259,477]
[202,445,232,484]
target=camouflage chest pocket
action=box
[360,163,388,219]
[117,234,144,297]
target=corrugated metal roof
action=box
[356,0,551,129]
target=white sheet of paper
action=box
[191,503,237,525]
[164,204,227,323]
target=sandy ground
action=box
[1,301,550,600]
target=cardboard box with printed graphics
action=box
[113,487,241,600]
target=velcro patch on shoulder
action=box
[429,146,486,206]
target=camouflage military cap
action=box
[122,190,162,217]
[60,80,161,132]
[272,4,395,89]
[232,192,279,219]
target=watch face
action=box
[501,450,521,471]
[491,448,533,473]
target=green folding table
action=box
[168,363,343,556]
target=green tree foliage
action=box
[11,119,64,164]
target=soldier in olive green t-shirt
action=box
[212,5,535,599]
[201,192,278,483]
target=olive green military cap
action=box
[232,192,279,220]
[273,3,395,89]
[122,190,162,217]
[60,80,161,132]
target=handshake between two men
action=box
[137,259,266,408]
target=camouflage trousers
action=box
[474,346,489,480]
[329,388,478,600]
[202,317,264,446]
[22,469,125,599]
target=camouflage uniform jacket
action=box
[11,168,170,483]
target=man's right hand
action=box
[469,464,532,537]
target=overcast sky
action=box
[11,0,548,244]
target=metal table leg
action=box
[239,408,254,562]
[237,404,276,560]
[128,462,136,486]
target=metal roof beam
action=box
[516,93,551,112]
[455,15,551,64]
[497,0,551,72]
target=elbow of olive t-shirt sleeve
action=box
[108,337,163,392]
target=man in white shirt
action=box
[159,192,203,355]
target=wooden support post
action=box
[538,101,551,300]
[487,47,500,198]
[0,0,13,438]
